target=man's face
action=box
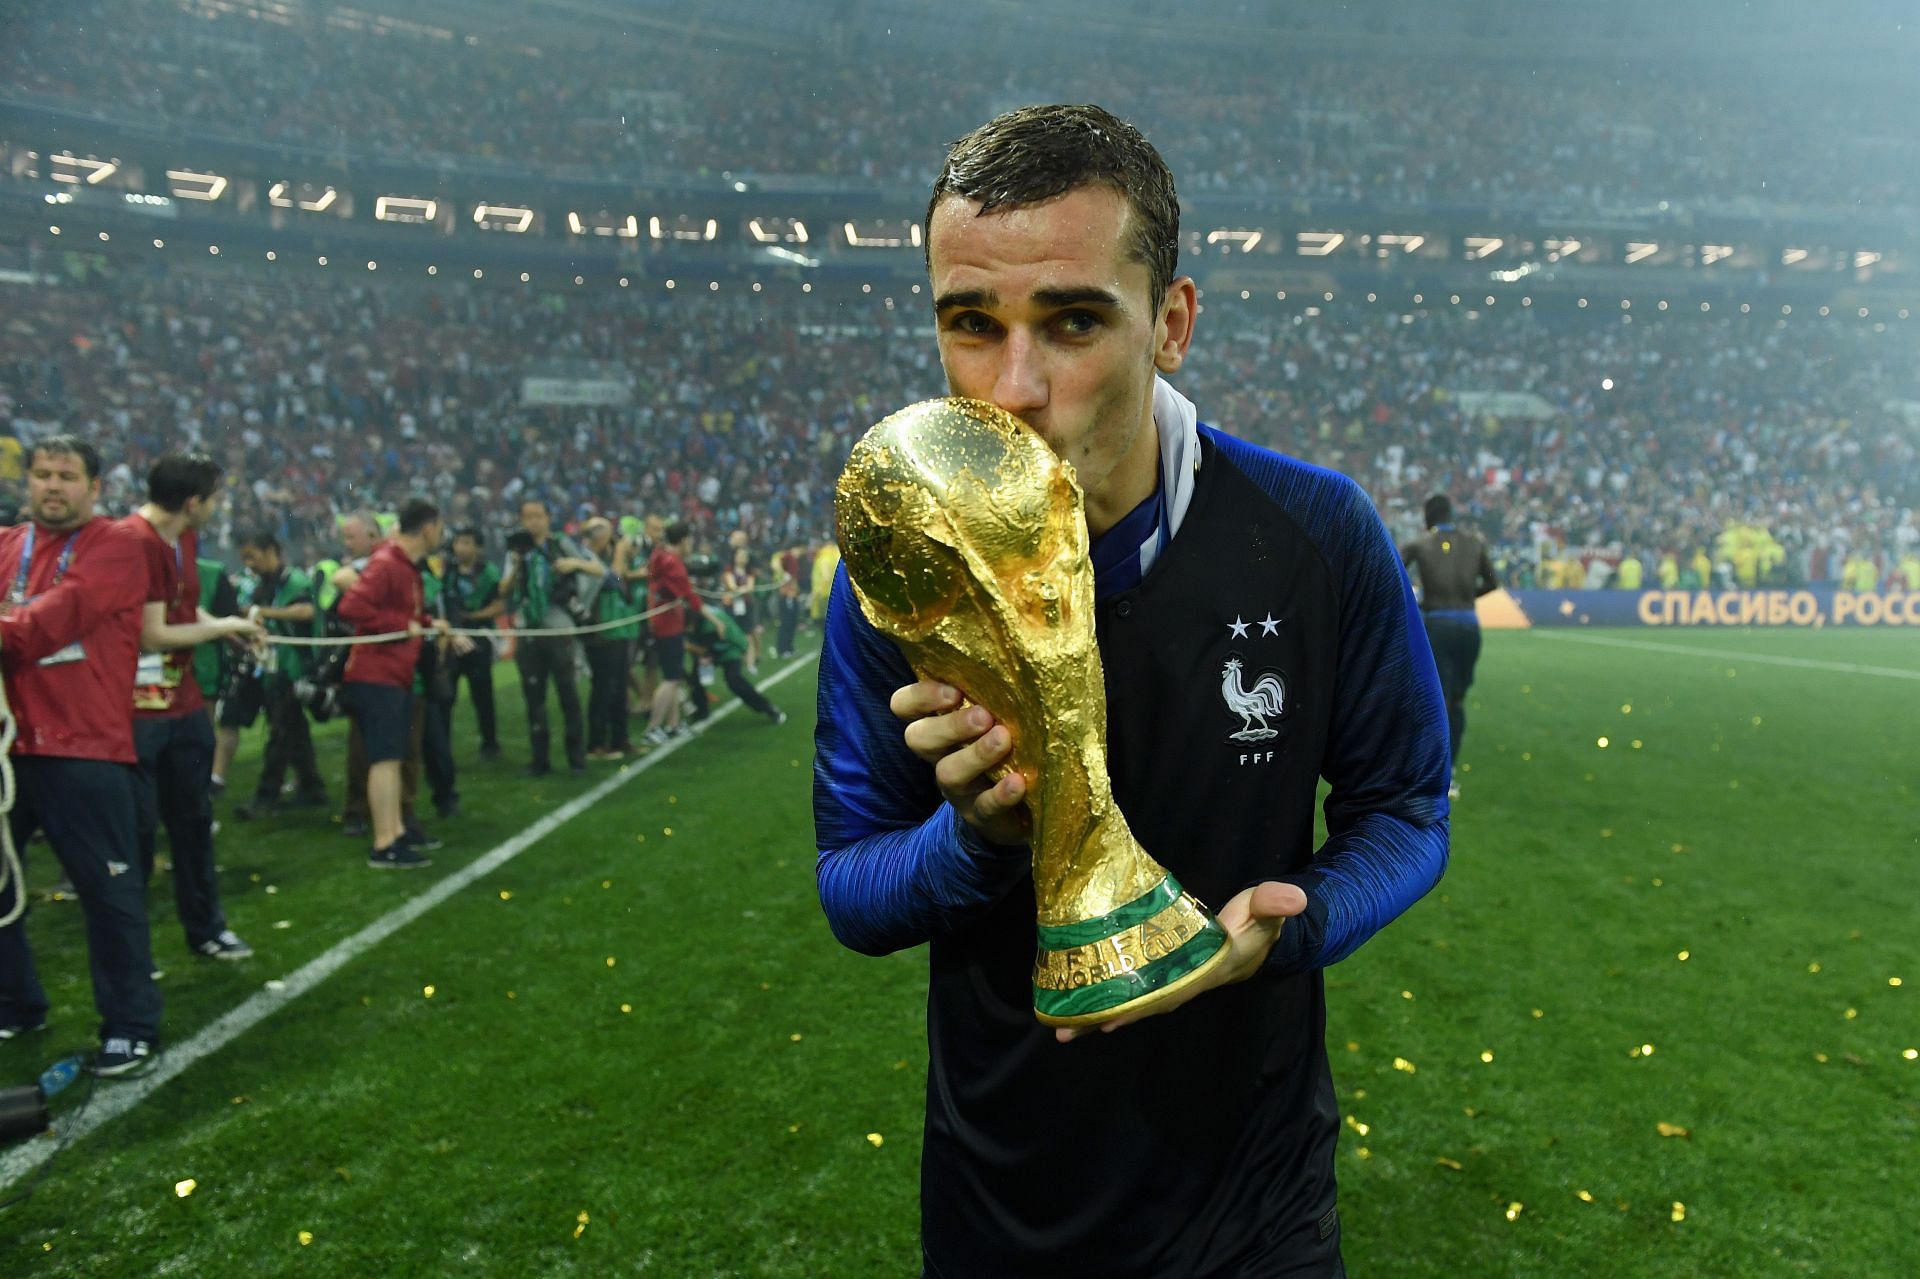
[452,534,479,565]
[927,185,1194,530]
[239,543,280,575]
[644,515,665,544]
[26,449,99,530]
[421,520,445,551]
[340,518,377,557]
[521,502,551,540]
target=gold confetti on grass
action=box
[1677,950,1691,961]
[423,985,435,998]
[866,1133,884,1147]
[1345,1115,1371,1137]
[1671,1201,1687,1223]
[1504,1202,1523,1222]
[1393,1057,1417,1074]
[1656,1122,1691,1139]
[620,1004,632,1014]
[574,1210,589,1239]
[1576,1190,1595,1203]
[499,890,512,901]
[297,1231,313,1246]
[605,957,617,968]
[1436,1157,1463,1171]
[174,1179,197,1198]
[1479,1050,1495,1064]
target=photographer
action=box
[501,499,594,777]
[578,517,637,760]
[228,531,328,820]
[443,527,505,760]
[684,593,787,729]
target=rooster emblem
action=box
[1221,658,1287,741]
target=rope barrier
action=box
[257,598,685,648]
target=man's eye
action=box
[1055,311,1101,336]
[948,312,995,335]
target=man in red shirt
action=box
[0,436,164,1078]
[338,498,446,868]
[125,455,263,961]
[641,520,704,747]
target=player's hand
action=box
[891,679,1031,847]
[220,617,266,643]
[1053,880,1308,1044]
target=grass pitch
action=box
[1,629,1916,1277]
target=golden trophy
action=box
[835,398,1231,1026]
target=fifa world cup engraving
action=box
[836,398,1229,1026]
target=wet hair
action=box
[927,103,1180,311]
[30,434,102,480]
[399,497,441,534]
[146,453,223,511]
[1425,494,1454,527]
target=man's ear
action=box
[1154,276,1198,375]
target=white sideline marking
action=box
[0,652,819,1190]
[1528,631,1920,681]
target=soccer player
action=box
[338,498,445,868]
[125,455,263,960]
[0,436,166,1076]
[1400,493,1500,799]
[813,106,1449,1278]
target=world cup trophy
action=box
[835,398,1230,1027]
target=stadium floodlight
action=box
[1296,232,1344,257]
[1699,244,1734,265]
[1781,247,1809,266]
[649,215,721,242]
[50,153,117,185]
[1624,242,1659,264]
[1205,229,1263,253]
[568,211,640,239]
[1463,236,1504,260]
[748,217,809,245]
[269,182,338,212]
[1376,234,1425,256]
[1853,251,1881,269]
[843,219,923,249]
[375,196,439,225]
[764,246,820,268]
[1544,238,1582,262]
[166,169,228,201]
[473,204,535,233]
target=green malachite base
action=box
[1031,875,1232,1027]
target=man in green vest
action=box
[685,602,786,727]
[197,554,243,794]
[580,518,639,758]
[226,531,328,819]
[444,527,505,759]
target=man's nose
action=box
[990,331,1047,418]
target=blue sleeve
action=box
[1206,440,1449,974]
[812,568,1030,956]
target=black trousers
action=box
[424,689,458,812]
[255,671,325,803]
[1422,615,1483,765]
[690,658,776,720]
[775,592,801,656]
[516,635,585,770]
[0,757,162,1042]
[132,711,228,949]
[453,637,498,750]
[585,639,633,751]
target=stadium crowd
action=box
[4,0,1915,212]
[4,264,1915,591]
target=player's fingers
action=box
[889,680,961,722]
[903,703,997,764]
[968,769,1026,820]
[933,724,1014,795]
